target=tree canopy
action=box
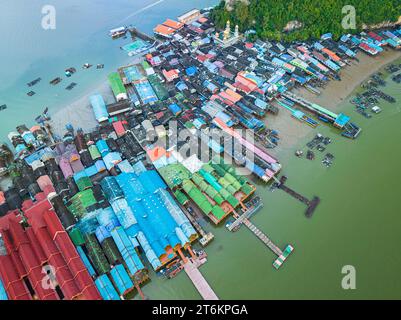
[210,0,401,42]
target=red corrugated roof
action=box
[0,255,32,300]
[8,219,30,248]
[198,17,208,24]
[43,210,101,300]
[112,121,126,137]
[154,24,175,36]
[196,55,208,62]
[26,227,47,265]
[233,82,252,94]
[162,19,184,30]
[0,195,100,300]
[0,210,22,230]
[34,226,81,299]
[8,220,59,300]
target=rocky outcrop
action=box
[225,0,249,11]
[362,16,401,30]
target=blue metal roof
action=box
[90,94,109,123]
[0,278,8,300]
[335,113,350,127]
[110,264,134,296]
[95,274,120,300]
[76,246,97,277]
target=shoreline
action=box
[265,49,401,160]
[49,55,146,136]
[48,45,401,161]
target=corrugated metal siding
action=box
[95,274,120,300]
[110,264,134,295]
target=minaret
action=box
[223,20,231,40]
[234,24,239,38]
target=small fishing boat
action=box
[295,150,303,157]
[65,82,77,90]
[0,104,7,111]
[27,77,42,87]
[83,63,93,69]
[65,67,77,77]
[50,77,62,85]
[27,91,36,97]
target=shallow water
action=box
[0,0,218,140]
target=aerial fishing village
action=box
[1,7,401,301]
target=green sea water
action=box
[141,59,401,300]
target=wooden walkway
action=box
[227,201,264,232]
[184,261,219,300]
[243,219,283,256]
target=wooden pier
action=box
[282,91,337,122]
[278,176,320,218]
[183,260,219,300]
[225,197,294,268]
[227,201,263,232]
[243,219,283,256]
[128,27,158,43]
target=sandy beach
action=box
[265,49,401,159]
[49,55,146,136]
[49,78,115,136]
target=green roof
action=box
[76,177,93,192]
[69,228,85,246]
[174,190,189,205]
[108,72,127,96]
[185,121,195,129]
[241,183,254,196]
[211,206,226,220]
[88,145,101,160]
[159,163,191,188]
[68,189,97,217]
[85,234,110,275]
[148,75,169,101]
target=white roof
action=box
[178,9,200,20]
[182,154,203,174]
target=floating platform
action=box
[273,245,294,270]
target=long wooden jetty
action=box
[278,176,320,218]
[184,261,219,300]
[226,203,293,269]
[128,26,157,43]
[227,201,263,231]
[243,219,283,256]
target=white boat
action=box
[109,26,127,38]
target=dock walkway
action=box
[282,91,337,121]
[278,176,320,218]
[228,202,263,231]
[184,261,219,300]
[243,219,283,256]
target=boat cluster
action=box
[24,63,105,98]
[385,63,401,74]
[392,73,401,84]
[351,72,397,118]
[296,133,334,167]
